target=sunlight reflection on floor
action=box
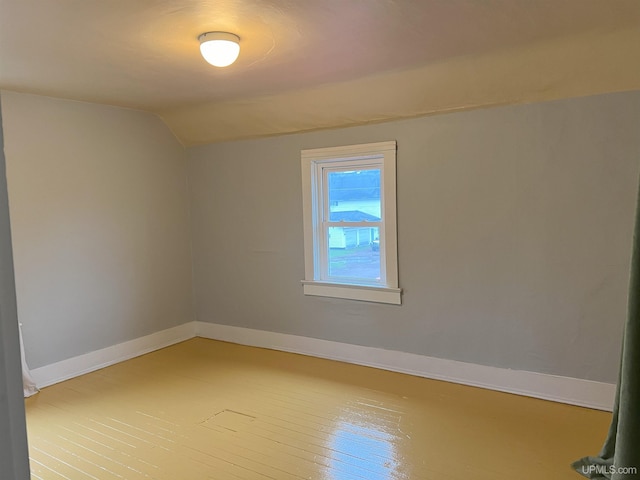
[327,418,400,479]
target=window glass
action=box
[328,226,381,282]
[327,169,381,220]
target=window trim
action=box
[301,141,401,305]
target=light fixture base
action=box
[198,32,240,44]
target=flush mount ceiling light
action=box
[198,32,240,67]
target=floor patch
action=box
[202,409,256,432]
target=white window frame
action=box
[301,141,401,305]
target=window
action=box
[301,141,401,304]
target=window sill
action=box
[301,281,401,305]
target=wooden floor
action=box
[25,338,609,480]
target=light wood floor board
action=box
[25,338,610,479]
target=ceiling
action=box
[1,0,640,145]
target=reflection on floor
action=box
[25,337,609,479]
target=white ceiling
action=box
[1,0,639,145]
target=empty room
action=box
[1,1,640,479]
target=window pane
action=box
[328,227,380,282]
[328,169,381,221]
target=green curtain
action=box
[572,186,640,479]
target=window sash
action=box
[322,231,384,286]
[316,161,385,285]
[319,221,384,285]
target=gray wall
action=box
[1,92,194,369]
[188,91,640,384]
[0,100,30,479]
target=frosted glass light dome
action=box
[198,32,240,67]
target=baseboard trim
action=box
[30,320,615,411]
[195,322,615,411]
[31,322,197,389]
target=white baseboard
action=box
[31,322,197,389]
[196,322,616,411]
[29,320,615,411]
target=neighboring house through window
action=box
[301,141,401,304]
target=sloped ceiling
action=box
[1,0,639,145]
